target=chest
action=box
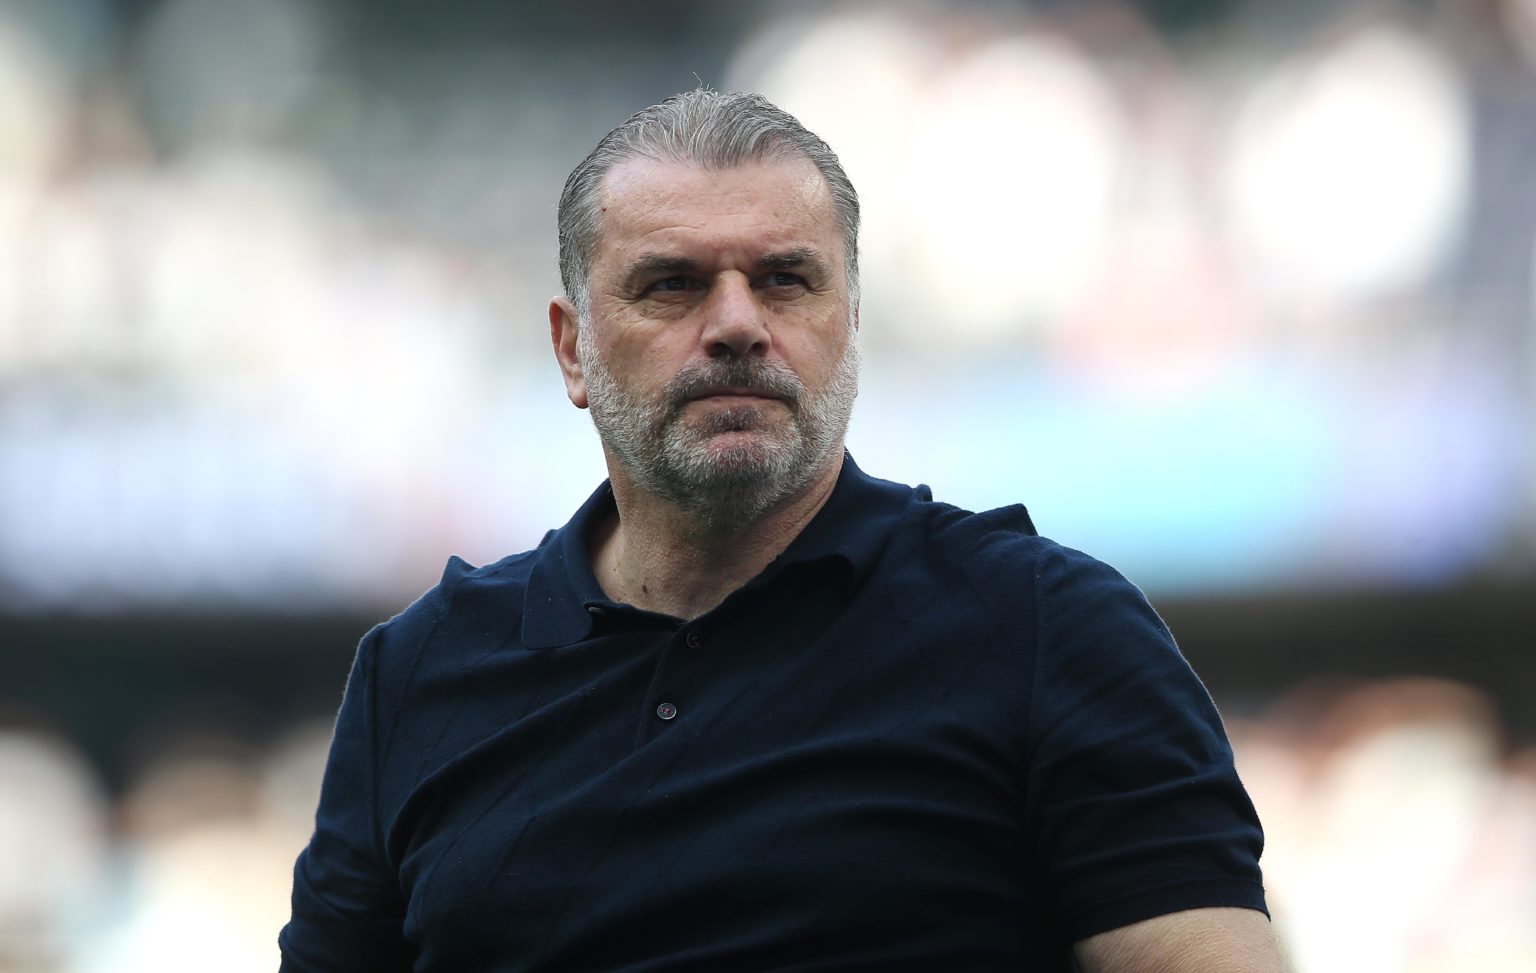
[379,578,1048,969]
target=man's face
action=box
[564,155,859,525]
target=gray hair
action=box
[557,88,860,318]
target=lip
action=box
[687,387,785,403]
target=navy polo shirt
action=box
[281,454,1266,972]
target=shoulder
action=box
[358,549,540,670]
[899,497,1183,700]
[911,497,1147,616]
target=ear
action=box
[549,296,589,409]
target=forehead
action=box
[592,156,842,270]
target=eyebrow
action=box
[758,248,832,279]
[618,248,833,292]
[618,254,699,293]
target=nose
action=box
[700,274,772,358]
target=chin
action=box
[697,438,786,478]
[663,428,788,482]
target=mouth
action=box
[685,386,787,405]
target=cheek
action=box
[604,330,690,390]
[786,329,852,385]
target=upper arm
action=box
[1020,544,1269,939]
[280,627,415,972]
[1074,907,1290,973]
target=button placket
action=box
[656,630,700,721]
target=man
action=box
[281,89,1285,971]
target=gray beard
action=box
[578,323,860,532]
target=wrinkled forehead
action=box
[591,154,843,266]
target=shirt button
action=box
[684,629,702,648]
[656,702,678,720]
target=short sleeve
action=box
[279,626,416,972]
[1023,546,1267,942]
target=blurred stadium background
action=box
[1,0,1533,969]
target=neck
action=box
[591,452,844,620]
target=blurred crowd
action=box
[3,1,1535,969]
[0,710,327,973]
[1232,678,1536,971]
[0,0,1532,607]
[0,675,1530,972]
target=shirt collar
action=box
[520,451,917,650]
[745,451,915,594]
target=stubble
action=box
[578,322,860,531]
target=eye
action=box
[649,276,692,293]
[763,271,805,289]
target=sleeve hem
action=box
[1064,877,1269,942]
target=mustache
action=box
[664,359,805,409]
